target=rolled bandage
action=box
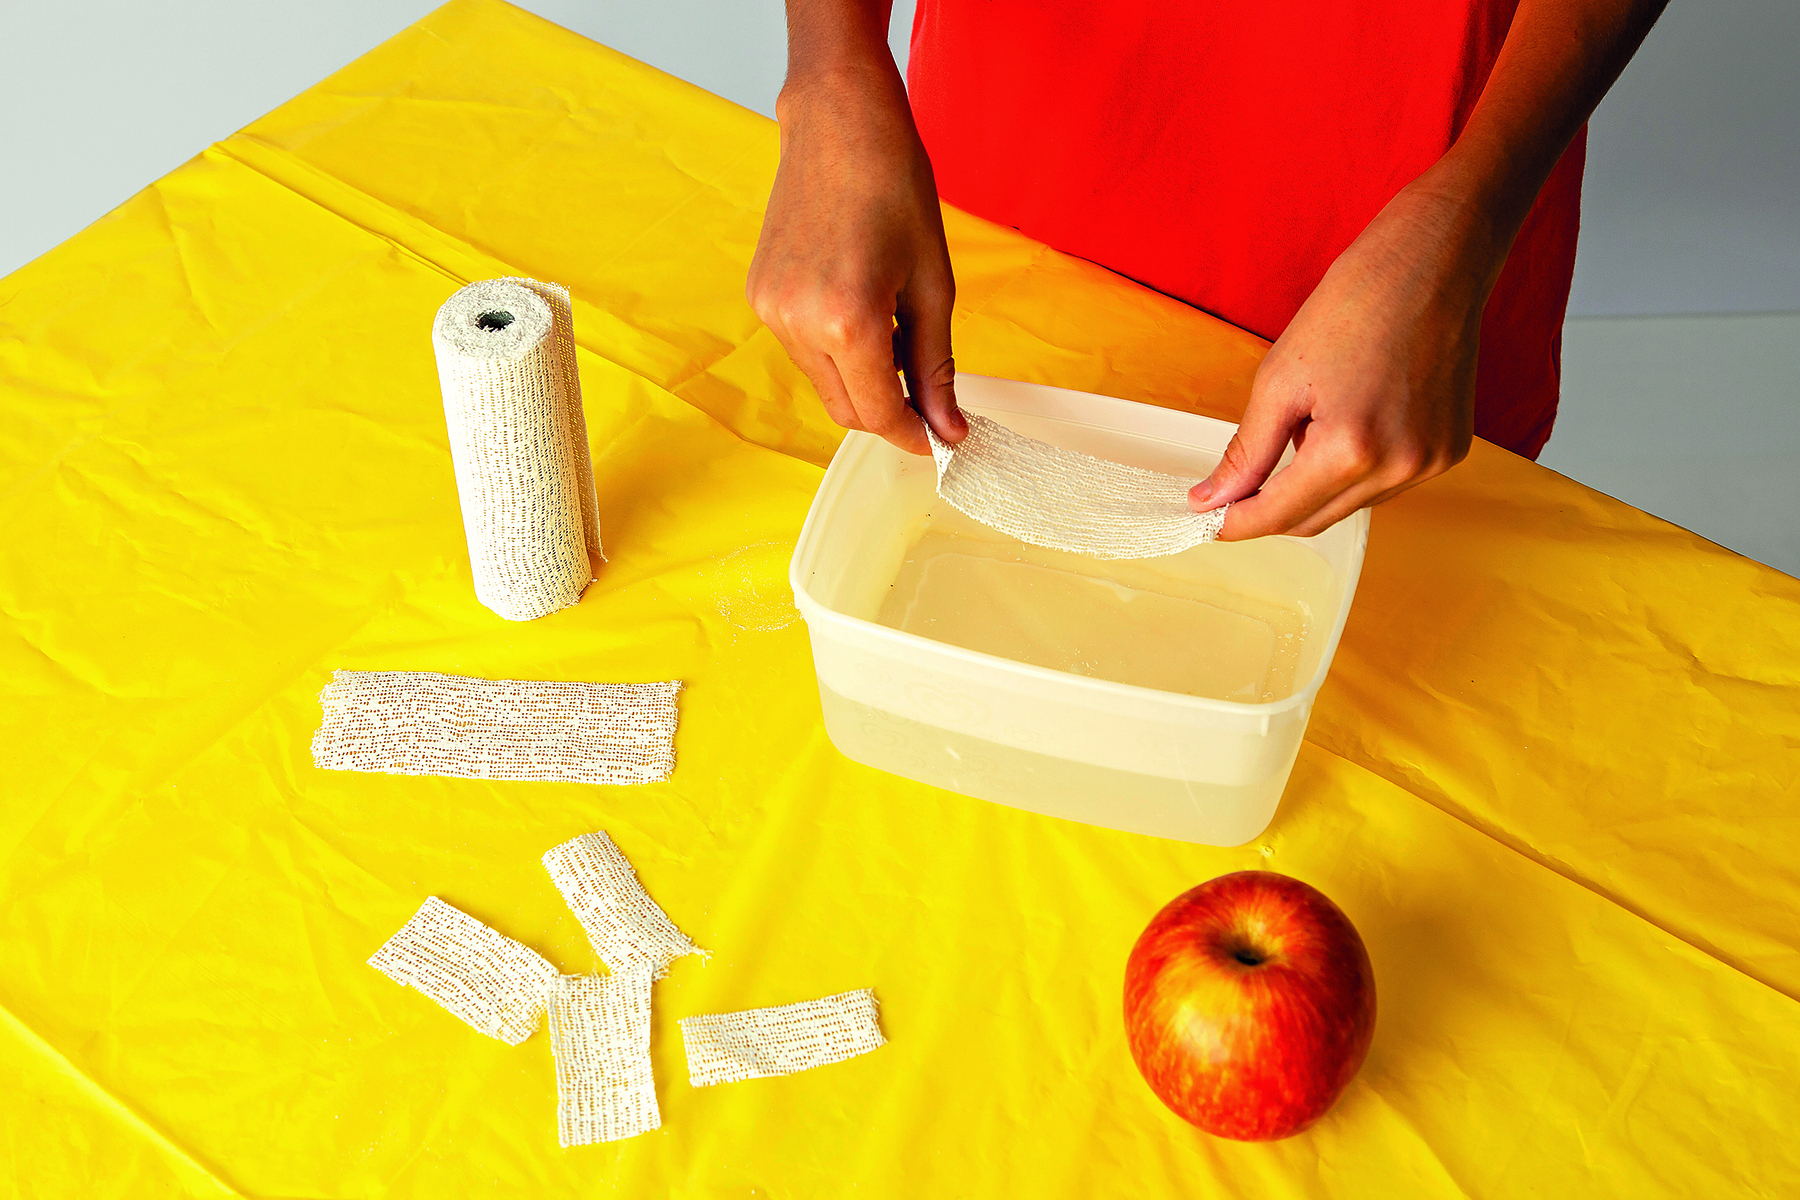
[433,278,604,621]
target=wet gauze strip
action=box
[548,972,660,1146]
[680,988,886,1086]
[543,830,702,976]
[927,413,1228,559]
[368,896,558,1045]
[434,277,603,621]
[312,671,680,785]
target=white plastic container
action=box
[789,375,1368,845]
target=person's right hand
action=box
[748,61,965,455]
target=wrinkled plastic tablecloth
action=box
[3,1,1798,1195]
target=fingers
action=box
[760,302,927,454]
[1215,433,1450,540]
[897,263,965,445]
[1215,445,1384,541]
[785,344,863,433]
[1192,355,1448,539]
[1221,474,1381,541]
[833,318,928,454]
[1189,384,1306,513]
[807,257,963,458]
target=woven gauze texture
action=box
[311,671,680,785]
[433,277,601,621]
[367,896,558,1045]
[927,414,1228,559]
[679,988,886,1086]
[503,277,604,571]
[543,831,702,976]
[548,972,659,1146]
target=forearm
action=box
[753,0,960,454]
[781,0,900,105]
[1419,0,1669,289]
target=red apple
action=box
[1123,870,1375,1140]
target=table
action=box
[4,1,1798,1195]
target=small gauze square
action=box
[367,896,558,1045]
[679,988,886,1086]
[542,830,702,977]
[548,971,660,1146]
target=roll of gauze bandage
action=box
[432,278,603,621]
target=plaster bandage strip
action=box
[679,988,886,1086]
[548,972,659,1146]
[542,831,702,976]
[927,413,1229,559]
[368,896,558,1045]
[433,277,601,622]
[312,671,680,786]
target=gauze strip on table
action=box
[679,988,886,1086]
[368,896,558,1045]
[433,277,602,621]
[312,671,680,786]
[926,413,1228,559]
[548,972,659,1146]
[543,831,702,976]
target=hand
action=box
[1190,183,1492,539]
[748,64,965,455]
[1187,0,1670,538]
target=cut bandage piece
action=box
[548,972,659,1146]
[312,671,680,786]
[542,830,702,976]
[368,896,558,1045]
[679,988,886,1086]
[927,413,1228,559]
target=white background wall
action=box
[3,0,1796,570]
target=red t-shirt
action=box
[907,0,1584,459]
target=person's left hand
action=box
[1190,181,1495,539]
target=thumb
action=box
[896,261,966,444]
[1191,385,1305,512]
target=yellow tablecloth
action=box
[5,2,1798,1195]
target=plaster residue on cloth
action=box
[542,830,703,976]
[433,277,602,622]
[367,896,558,1045]
[679,988,886,1086]
[926,414,1228,559]
[702,541,800,634]
[311,671,680,786]
[548,971,660,1146]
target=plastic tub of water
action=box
[788,375,1368,845]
